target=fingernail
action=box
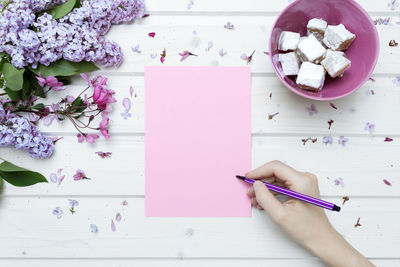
[247,187,252,193]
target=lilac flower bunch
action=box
[0,0,145,68]
[0,103,54,158]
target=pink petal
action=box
[160,56,165,64]
[42,115,56,126]
[329,102,338,110]
[240,53,248,60]
[148,32,155,38]
[115,213,122,222]
[111,220,116,232]
[122,98,131,112]
[383,179,392,186]
[384,137,393,142]
[121,200,128,206]
[86,134,99,144]
[130,86,134,98]
[77,134,85,143]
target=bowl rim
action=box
[268,0,380,101]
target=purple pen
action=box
[236,175,340,212]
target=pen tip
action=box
[236,175,245,180]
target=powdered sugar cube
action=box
[297,34,326,63]
[278,31,301,51]
[321,50,351,78]
[323,24,355,51]
[279,52,300,76]
[307,18,327,42]
[296,62,326,91]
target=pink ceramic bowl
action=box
[269,0,379,100]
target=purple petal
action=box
[383,179,392,186]
[50,173,58,183]
[115,212,122,222]
[122,98,131,112]
[329,103,338,110]
[121,200,129,206]
[384,137,393,142]
[111,219,116,232]
[130,86,134,98]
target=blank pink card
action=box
[145,66,251,217]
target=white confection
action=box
[296,62,326,91]
[296,34,326,63]
[278,31,301,51]
[307,18,328,33]
[279,52,300,76]
[321,50,351,78]
[323,24,356,51]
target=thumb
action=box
[253,181,284,219]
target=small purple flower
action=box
[224,21,234,30]
[111,219,116,232]
[131,44,141,53]
[338,136,349,147]
[392,75,400,86]
[52,207,63,219]
[120,98,132,120]
[115,212,122,222]
[364,122,375,134]
[218,48,227,57]
[322,136,333,145]
[90,224,98,233]
[69,199,79,214]
[73,169,90,181]
[306,104,318,116]
[49,168,65,185]
[334,177,345,187]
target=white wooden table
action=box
[1,0,400,266]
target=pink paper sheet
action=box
[145,66,251,217]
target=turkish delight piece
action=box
[323,24,355,51]
[307,18,327,42]
[297,34,326,63]
[321,50,351,78]
[296,62,326,91]
[278,31,300,51]
[279,52,300,76]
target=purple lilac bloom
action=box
[0,0,146,68]
[322,136,333,145]
[0,103,54,158]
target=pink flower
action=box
[99,114,110,140]
[65,95,75,103]
[42,103,60,126]
[179,50,197,61]
[77,133,100,143]
[36,72,65,91]
[91,76,116,112]
[73,169,90,181]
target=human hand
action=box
[246,160,374,267]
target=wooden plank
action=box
[0,258,398,267]
[145,0,400,14]
[98,16,400,74]
[32,76,400,135]
[0,197,398,258]
[1,135,399,196]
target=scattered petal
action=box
[301,137,317,145]
[334,177,345,187]
[130,86,134,98]
[187,0,194,9]
[364,122,375,134]
[50,173,58,183]
[392,75,400,86]
[306,104,318,116]
[131,44,141,53]
[264,51,270,55]
[368,77,376,82]
[122,98,131,112]
[95,151,112,158]
[387,0,399,11]
[338,136,349,147]
[240,50,255,64]
[90,224,98,233]
[354,217,361,228]
[121,200,129,206]
[179,50,197,61]
[383,178,392,186]
[111,219,116,232]
[73,169,90,181]
[384,137,393,142]
[268,112,279,120]
[342,196,349,205]
[328,119,334,129]
[389,39,398,47]
[369,89,375,95]
[52,207,63,219]
[322,135,333,145]
[115,212,122,222]
[160,49,166,64]
[224,21,234,30]
[329,102,338,110]
[150,53,157,59]
[205,41,213,52]
[148,32,155,38]
[218,48,227,57]
[68,199,79,214]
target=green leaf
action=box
[0,63,25,91]
[69,96,86,113]
[30,60,99,77]
[0,160,47,187]
[4,88,20,101]
[32,103,45,110]
[47,0,76,19]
